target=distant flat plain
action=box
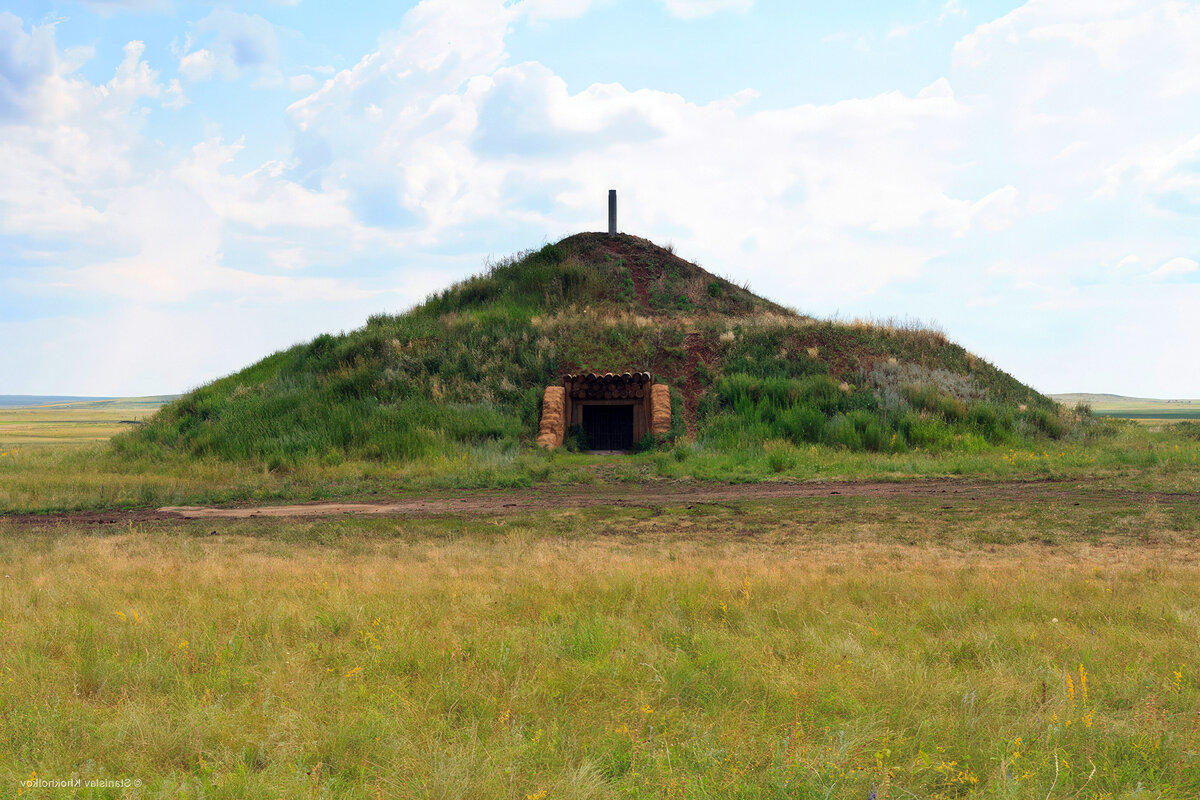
[1051,393,1200,421]
[0,395,173,448]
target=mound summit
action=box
[122,233,1061,465]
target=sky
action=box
[1,0,1198,398]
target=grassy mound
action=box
[119,233,1071,467]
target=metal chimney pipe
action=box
[608,189,617,236]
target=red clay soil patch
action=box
[680,332,718,435]
[567,232,776,318]
[2,478,1193,528]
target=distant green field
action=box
[0,396,173,448]
[1093,408,1200,420]
[1051,393,1200,421]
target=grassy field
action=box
[1052,395,1200,422]
[0,397,171,449]
[1,495,1198,798]
[1,419,1199,514]
[2,400,1198,797]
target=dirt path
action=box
[3,477,1194,527]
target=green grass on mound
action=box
[116,234,1070,471]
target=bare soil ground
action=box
[3,476,1195,527]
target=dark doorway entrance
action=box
[582,404,634,451]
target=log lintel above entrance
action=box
[561,371,653,401]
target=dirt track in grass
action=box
[2,476,1195,527]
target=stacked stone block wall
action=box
[536,386,566,448]
[650,384,671,436]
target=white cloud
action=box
[269,247,308,270]
[519,0,597,21]
[0,25,173,245]
[1150,256,1198,280]
[178,9,279,82]
[970,185,1022,232]
[106,40,161,104]
[0,14,383,330]
[1100,133,1200,216]
[939,0,967,22]
[887,22,925,39]
[1113,253,1142,275]
[264,0,1195,315]
[0,12,58,120]
[1,300,365,397]
[162,78,187,109]
[938,0,1200,294]
[287,73,318,93]
[283,13,978,297]
[888,0,967,41]
[6,0,1200,395]
[954,0,1199,75]
[660,0,753,19]
[78,0,172,15]
[179,48,215,81]
[173,137,360,232]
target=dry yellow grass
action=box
[1,509,1197,798]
